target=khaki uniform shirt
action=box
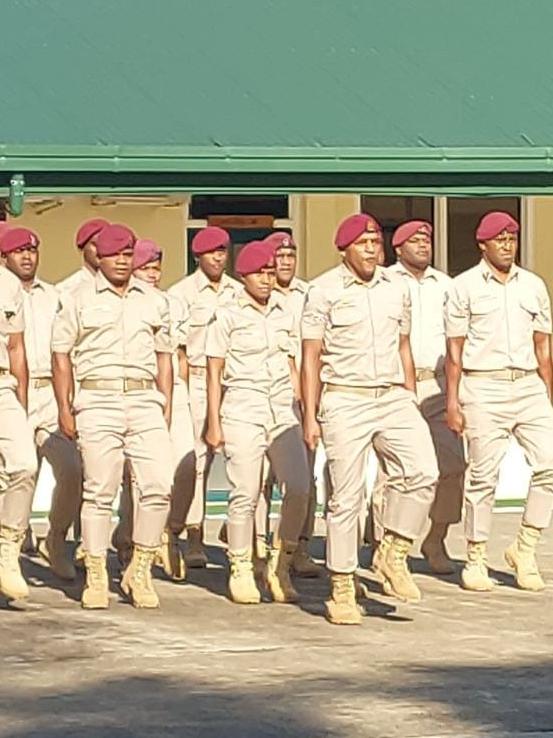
[445,259,552,371]
[167,292,189,386]
[22,279,59,378]
[52,271,172,381]
[56,265,96,295]
[274,277,308,365]
[0,268,25,387]
[168,269,240,368]
[302,262,411,388]
[206,289,297,418]
[387,262,452,372]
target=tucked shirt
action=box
[167,292,189,386]
[22,278,59,378]
[56,265,96,295]
[52,271,172,381]
[168,269,240,368]
[206,288,296,405]
[0,268,25,386]
[302,262,411,388]
[387,262,452,373]
[274,276,308,365]
[445,259,552,371]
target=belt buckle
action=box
[512,369,524,381]
[123,378,131,392]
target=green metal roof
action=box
[2,0,553,193]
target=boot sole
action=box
[380,573,421,603]
[504,550,545,592]
[81,601,109,609]
[121,582,159,609]
[0,588,29,601]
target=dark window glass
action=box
[190,195,288,219]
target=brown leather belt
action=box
[189,366,206,376]
[463,369,536,381]
[31,378,51,389]
[325,383,394,399]
[80,378,154,392]
[415,368,437,382]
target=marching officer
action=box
[446,210,553,592]
[0,231,38,601]
[1,227,82,581]
[52,224,174,609]
[113,239,195,581]
[205,240,309,605]
[168,227,240,567]
[301,213,439,625]
[371,220,465,575]
[57,218,109,294]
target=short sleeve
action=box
[205,308,232,359]
[51,293,79,353]
[0,275,25,334]
[301,284,330,340]
[154,293,173,354]
[399,283,411,336]
[168,294,189,349]
[445,279,470,338]
[535,279,552,334]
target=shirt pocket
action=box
[470,296,498,316]
[232,325,261,355]
[79,306,114,329]
[189,304,214,328]
[273,315,295,353]
[330,306,360,327]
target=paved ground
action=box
[2,513,553,738]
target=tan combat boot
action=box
[380,533,421,603]
[291,538,325,578]
[504,524,545,591]
[228,548,261,604]
[121,545,160,608]
[461,541,494,591]
[371,537,393,596]
[0,525,29,600]
[185,526,208,569]
[267,541,299,603]
[82,553,109,609]
[421,537,455,575]
[38,530,76,581]
[326,573,362,625]
[155,529,186,581]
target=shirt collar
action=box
[95,271,145,295]
[195,268,234,293]
[339,261,390,288]
[237,288,283,314]
[274,277,307,295]
[479,258,519,284]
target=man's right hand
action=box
[205,423,224,451]
[58,408,77,440]
[303,414,321,451]
[446,403,465,435]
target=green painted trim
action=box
[494,498,526,508]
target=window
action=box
[189,195,288,219]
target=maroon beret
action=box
[476,211,519,242]
[392,220,432,248]
[95,224,136,258]
[335,213,381,250]
[191,226,230,256]
[75,218,110,249]
[0,227,40,255]
[133,239,162,270]
[264,231,296,251]
[235,240,275,277]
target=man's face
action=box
[133,259,162,288]
[99,248,134,286]
[479,230,518,273]
[198,247,228,281]
[4,245,39,282]
[82,240,100,270]
[343,229,382,281]
[397,229,432,271]
[275,246,297,287]
[243,267,276,303]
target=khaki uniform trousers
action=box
[184,370,214,528]
[320,385,438,574]
[371,376,465,542]
[0,387,37,529]
[222,391,310,552]
[28,382,82,535]
[461,372,553,541]
[254,401,318,543]
[75,388,172,556]
[118,382,196,543]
